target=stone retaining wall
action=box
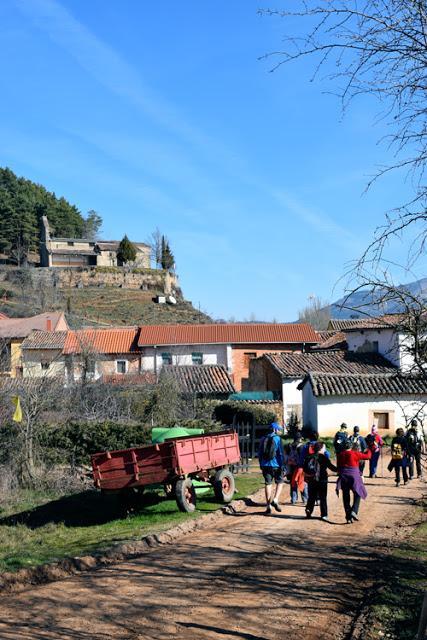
[1,267,180,297]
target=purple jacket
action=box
[336,466,368,500]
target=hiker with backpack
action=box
[388,428,409,487]
[304,441,337,522]
[258,422,286,514]
[336,439,372,523]
[299,430,331,466]
[333,423,349,456]
[349,426,368,476]
[286,433,308,505]
[406,419,424,479]
[366,425,384,478]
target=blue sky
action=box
[0,0,421,320]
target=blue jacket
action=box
[258,433,285,468]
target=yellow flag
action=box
[12,396,22,423]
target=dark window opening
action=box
[192,352,203,365]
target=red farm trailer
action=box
[91,430,241,513]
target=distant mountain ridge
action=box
[329,277,427,319]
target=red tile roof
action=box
[63,327,140,354]
[329,314,406,332]
[264,350,396,378]
[311,331,347,351]
[137,323,319,347]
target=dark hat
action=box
[340,422,348,429]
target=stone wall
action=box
[1,266,181,297]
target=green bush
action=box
[39,421,151,466]
[213,402,276,426]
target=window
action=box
[116,360,127,374]
[192,352,203,365]
[84,357,96,375]
[243,352,257,368]
[161,352,172,365]
[67,241,74,246]
[372,341,379,353]
[373,412,389,429]
[41,362,50,371]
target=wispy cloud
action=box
[272,189,361,250]
[13,0,218,152]
[12,0,364,253]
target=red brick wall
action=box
[232,343,303,392]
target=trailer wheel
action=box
[214,469,235,503]
[175,478,196,513]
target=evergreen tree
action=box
[160,235,175,272]
[0,167,101,263]
[117,235,137,264]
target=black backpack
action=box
[303,453,321,480]
[262,435,278,461]
[334,432,349,453]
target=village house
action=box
[39,216,151,268]
[244,313,427,436]
[246,350,397,423]
[22,327,141,382]
[0,312,68,378]
[21,322,320,390]
[136,323,320,391]
[298,372,427,436]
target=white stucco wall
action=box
[346,328,400,365]
[302,385,427,437]
[22,349,66,378]
[282,379,303,422]
[141,344,228,371]
[397,332,418,372]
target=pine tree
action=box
[0,167,101,263]
[160,235,175,272]
[117,235,137,264]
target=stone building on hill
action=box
[39,216,151,268]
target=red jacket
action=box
[337,449,372,469]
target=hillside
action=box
[329,277,427,318]
[0,268,211,327]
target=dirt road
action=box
[0,475,423,640]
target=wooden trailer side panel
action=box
[173,432,240,475]
[92,443,175,490]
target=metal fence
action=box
[231,422,271,473]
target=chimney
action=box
[46,318,52,332]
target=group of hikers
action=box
[258,419,425,524]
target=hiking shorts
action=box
[261,466,284,485]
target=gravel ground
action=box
[0,473,424,640]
